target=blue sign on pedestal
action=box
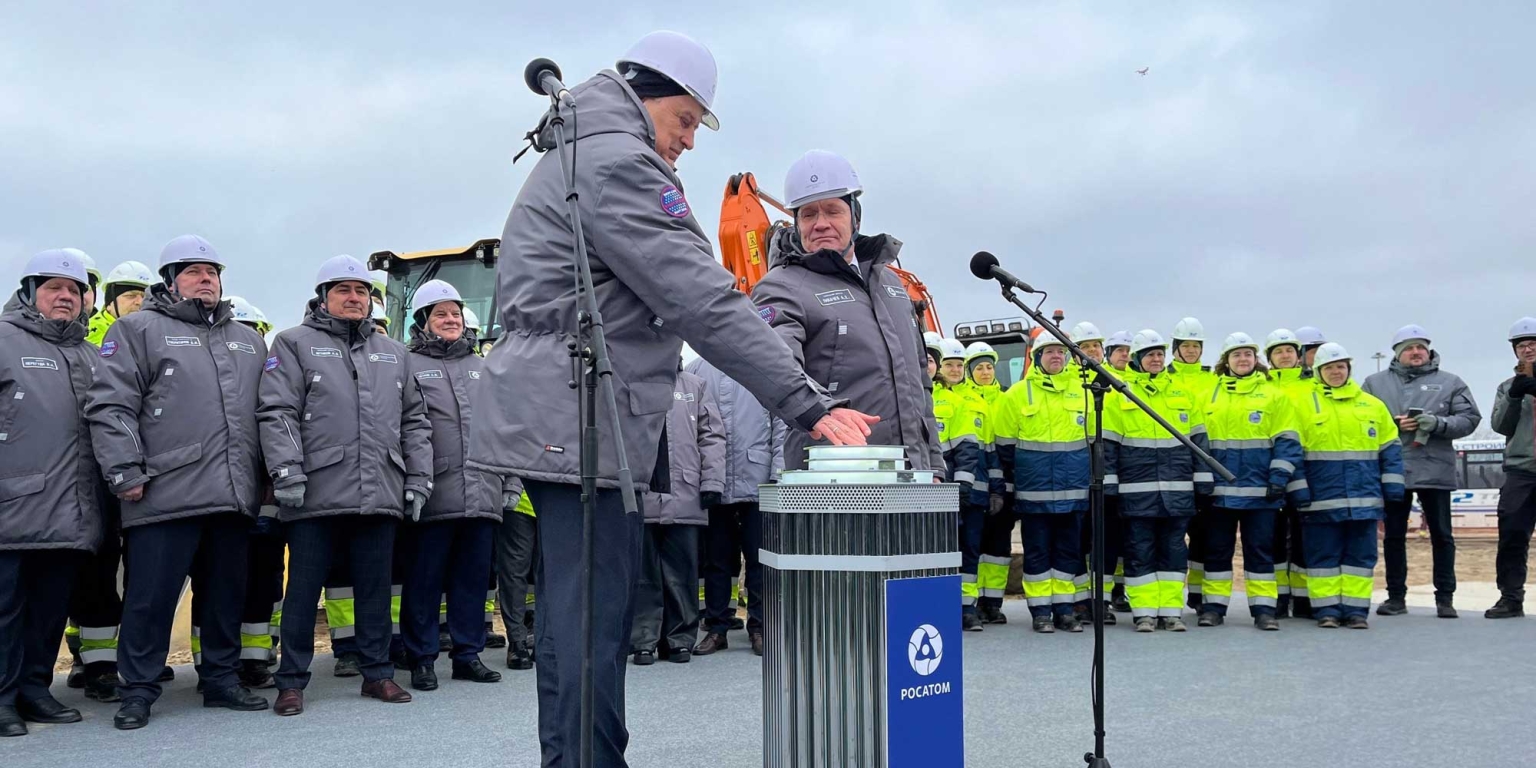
[885,575,964,768]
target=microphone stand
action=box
[988,283,1233,768]
[535,87,640,768]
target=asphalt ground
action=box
[5,594,1532,768]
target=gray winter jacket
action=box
[467,70,840,495]
[752,228,943,472]
[1491,377,1534,474]
[408,332,499,523]
[1361,351,1482,490]
[642,371,725,526]
[257,299,432,522]
[86,285,266,528]
[0,296,102,552]
[684,358,772,503]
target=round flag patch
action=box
[1249,411,1263,423]
[99,341,117,357]
[264,356,280,372]
[660,185,690,218]
[758,305,777,324]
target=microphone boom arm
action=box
[995,284,1235,482]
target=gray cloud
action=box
[3,1,1531,426]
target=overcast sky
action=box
[3,2,1531,433]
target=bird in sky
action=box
[1136,67,1150,76]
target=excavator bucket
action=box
[718,173,775,293]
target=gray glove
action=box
[406,490,425,522]
[274,484,305,509]
[988,494,1006,516]
[1414,413,1439,434]
[503,492,522,512]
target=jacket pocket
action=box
[746,448,771,466]
[627,381,675,416]
[304,445,346,473]
[0,472,45,503]
[388,449,407,472]
[146,442,204,478]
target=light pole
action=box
[1372,351,1387,372]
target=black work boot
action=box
[452,659,502,683]
[1436,597,1458,619]
[1485,598,1525,619]
[203,684,270,711]
[506,641,534,670]
[411,664,439,691]
[979,605,1008,625]
[1376,597,1408,616]
[84,670,121,702]
[962,612,984,632]
[332,653,361,677]
[239,659,275,689]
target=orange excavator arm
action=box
[718,171,942,334]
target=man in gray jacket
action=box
[1362,324,1482,618]
[1487,317,1536,619]
[630,365,724,666]
[751,150,944,473]
[687,357,772,657]
[258,255,432,715]
[0,251,102,737]
[87,235,270,729]
[467,32,872,766]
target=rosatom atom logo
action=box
[907,624,943,676]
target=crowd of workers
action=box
[3,34,1535,766]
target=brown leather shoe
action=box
[693,632,728,656]
[361,679,413,704]
[749,632,764,657]
[274,689,304,717]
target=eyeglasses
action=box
[1517,340,1536,352]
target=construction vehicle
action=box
[718,172,942,334]
[951,309,1065,388]
[367,238,500,343]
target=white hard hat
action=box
[923,331,942,354]
[66,249,101,286]
[1220,332,1260,359]
[369,270,389,298]
[1105,330,1134,350]
[1265,328,1302,356]
[937,338,967,361]
[1032,333,1067,352]
[371,302,389,325]
[314,255,370,293]
[226,295,270,332]
[409,279,463,319]
[20,249,91,293]
[1069,321,1105,344]
[1131,329,1166,357]
[964,341,998,363]
[104,260,155,291]
[1510,317,1536,344]
[1391,324,1431,352]
[157,235,225,283]
[1313,342,1353,369]
[617,30,719,130]
[462,307,481,333]
[1171,317,1205,343]
[1295,326,1326,347]
[784,150,862,210]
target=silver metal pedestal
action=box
[761,446,961,768]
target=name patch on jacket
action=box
[165,336,201,347]
[884,284,908,300]
[99,341,118,357]
[415,370,443,380]
[1420,384,1442,392]
[674,391,695,402]
[310,347,343,359]
[816,289,855,306]
[226,342,257,355]
[468,371,481,380]
[21,357,58,370]
[368,353,399,364]
[660,185,690,218]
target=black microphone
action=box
[969,251,1037,293]
[524,57,573,106]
